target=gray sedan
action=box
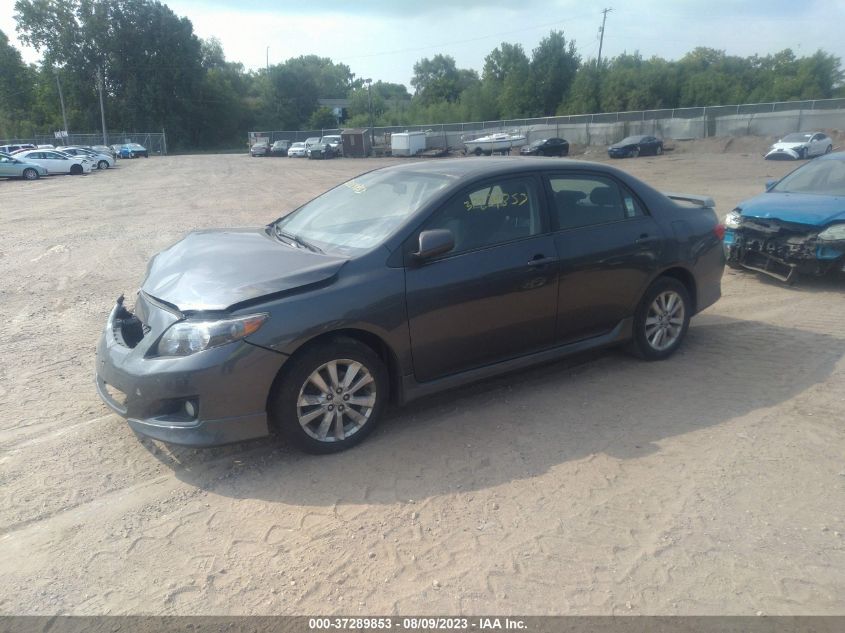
[0,152,48,180]
[96,158,724,453]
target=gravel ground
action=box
[0,148,843,615]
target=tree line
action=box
[1,0,842,150]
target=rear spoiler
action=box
[663,192,715,208]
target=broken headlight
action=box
[725,210,742,229]
[155,313,268,357]
[818,223,845,242]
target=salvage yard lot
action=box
[0,150,843,615]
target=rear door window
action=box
[548,175,644,230]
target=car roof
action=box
[368,156,625,181]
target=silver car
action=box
[0,151,48,180]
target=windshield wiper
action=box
[273,224,323,253]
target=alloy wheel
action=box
[297,359,377,442]
[644,290,685,351]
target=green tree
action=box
[529,31,580,116]
[0,29,36,138]
[308,106,338,130]
[15,0,206,147]
[411,54,477,105]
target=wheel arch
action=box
[654,265,698,314]
[265,327,403,423]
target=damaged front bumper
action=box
[724,219,845,282]
[764,147,802,161]
[95,294,286,446]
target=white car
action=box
[765,132,833,160]
[57,146,115,169]
[14,149,93,175]
[287,142,307,157]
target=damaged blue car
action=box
[724,151,845,283]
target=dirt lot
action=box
[1,147,843,615]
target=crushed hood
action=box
[142,228,346,312]
[738,192,845,227]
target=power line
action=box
[341,11,597,61]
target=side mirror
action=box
[414,229,454,261]
[765,179,778,191]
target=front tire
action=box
[628,277,691,360]
[22,168,39,180]
[97,160,109,170]
[69,164,83,175]
[270,338,388,454]
[631,148,640,158]
[656,145,663,155]
[825,144,833,154]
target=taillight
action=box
[713,224,726,240]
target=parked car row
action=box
[251,136,345,159]
[0,142,148,180]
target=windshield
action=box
[530,139,547,147]
[782,133,812,142]
[305,137,320,145]
[291,142,304,148]
[322,136,340,144]
[618,136,644,145]
[772,158,845,196]
[273,170,454,255]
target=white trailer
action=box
[391,131,427,156]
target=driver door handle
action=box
[528,255,558,268]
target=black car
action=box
[608,135,664,158]
[96,158,724,453]
[307,142,337,160]
[270,140,291,157]
[520,138,570,157]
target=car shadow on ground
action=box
[137,314,845,505]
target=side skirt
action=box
[399,318,634,405]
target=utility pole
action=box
[54,69,69,137]
[266,46,269,71]
[364,78,374,147]
[97,66,107,145]
[596,7,612,69]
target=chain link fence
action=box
[252,97,845,153]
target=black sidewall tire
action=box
[98,160,108,169]
[474,147,483,156]
[632,148,640,158]
[23,168,38,180]
[656,145,663,155]
[70,164,82,175]
[629,277,691,361]
[270,338,388,454]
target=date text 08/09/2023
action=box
[308,617,528,630]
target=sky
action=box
[2,0,844,89]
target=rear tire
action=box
[631,148,640,158]
[22,168,39,180]
[825,144,833,154]
[473,147,483,156]
[628,277,691,360]
[270,338,388,454]
[656,145,663,155]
